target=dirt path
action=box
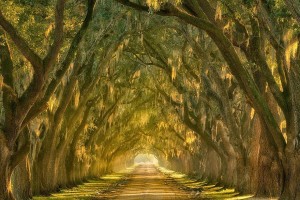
[34,164,257,199]
[112,164,190,199]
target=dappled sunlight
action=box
[33,167,135,200]
[158,167,254,199]
[34,165,255,200]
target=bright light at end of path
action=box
[134,154,158,165]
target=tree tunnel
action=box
[133,154,158,165]
[0,0,300,200]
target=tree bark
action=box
[280,153,300,199]
[0,135,14,200]
[11,158,32,200]
[280,54,300,199]
[256,128,283,197]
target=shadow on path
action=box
[34,164,255,200]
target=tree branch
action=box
[43,0,67,72]
[0,11,42,70]
[9,129,30,170]
[21,0,97,128]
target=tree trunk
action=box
[0,135,14,200]
[66,149,78,186]
[0,164,14,200]
[11,158,32,200]
[248,116,260,193]
[235,154,250,193]
[33,140,58,195]
[280,58,300,199]
[221,156,236,187]
[256,120,283,197]
[55,144,69,188]
[38,116,72,193]
[281,109,300,199]
[280,153,300,199]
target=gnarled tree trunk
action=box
[280,58,300,199]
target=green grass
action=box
[157,166,255,199]
[33,167,135,200]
